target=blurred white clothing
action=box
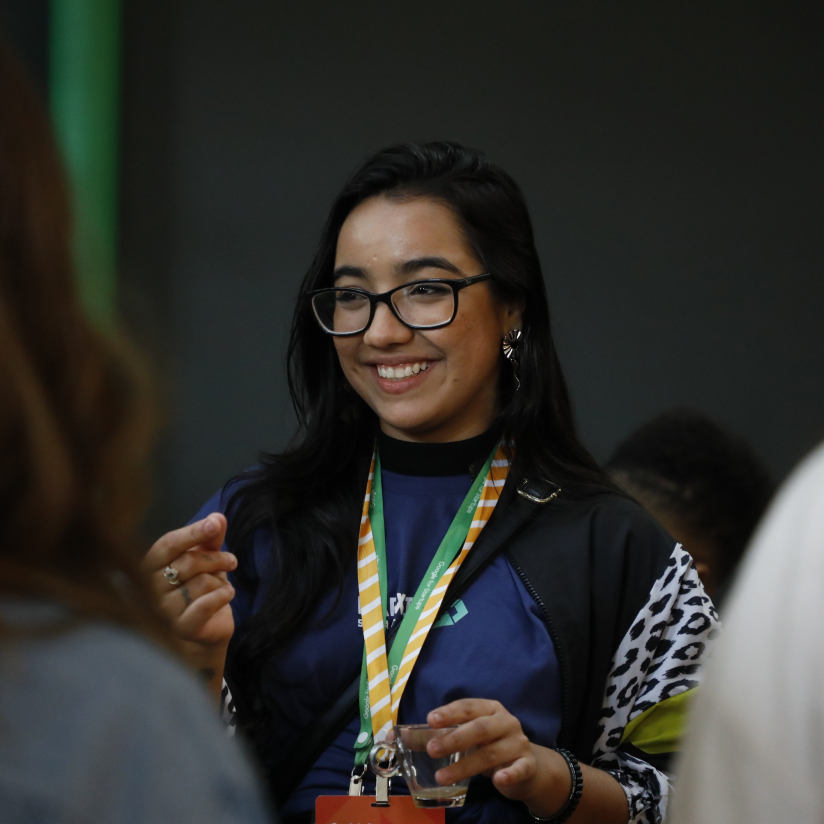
[670,441,824,824]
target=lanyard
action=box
[353,442,510,766]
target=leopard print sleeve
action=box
[590,544,720,823]
[221,678,237,738]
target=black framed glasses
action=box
[308,273,492,336]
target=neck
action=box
[377,426,501,477]
[377,405,499,445]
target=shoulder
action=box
[188,469,261,525]
[40,620,213,713]
[526,491,675,574]
[508,491,681,657]
[0,616,222,748]
[189,470,280,592]
[548,490,669,534]
[0,612,270,823]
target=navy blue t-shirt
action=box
[194,468,562,823]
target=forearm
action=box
[523,746,629,823]
[179,639,228,704]
[201,660,227,705]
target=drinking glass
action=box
[369,724,472,808]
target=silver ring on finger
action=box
[163,565,181,587]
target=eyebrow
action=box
[332,265,366,282]
[332,257,463,283]
[399,256,462,276]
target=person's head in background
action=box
[0,36,162,638]
[606,407,774,601]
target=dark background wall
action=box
[5,0,823,536]
[0,0,48,89]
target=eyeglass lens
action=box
[312,282,456,334]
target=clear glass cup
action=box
[369,724,472,808]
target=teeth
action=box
[377,362,429,380]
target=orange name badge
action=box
[315,795,445,824]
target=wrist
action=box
[178,638,228,677]
[521,746,572,817]
[188,642,228,704]
[524,748,582,823]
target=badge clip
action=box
[348,764,367,797]
[373,774,391,806]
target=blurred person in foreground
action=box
[0,37,271,823]
[669,440,824,823]
[606,407,774,604]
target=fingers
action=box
[174,583,236,644]
[159,572,229,616]
[429,716,529,786]
[177,582,234,635]
[428,707,513,757]
[150,548,237,596]
[437,737,531,786]
[428,698,502,728]
[141,515,237,652]
[492,756,535,790]
[141,514,228,575]
[157,570,236,648]
[425,699,534,788]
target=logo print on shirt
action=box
[433,599,468,628]
[390,593,412,617]
[358,592,411,627]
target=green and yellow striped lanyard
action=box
[353,442,510,766]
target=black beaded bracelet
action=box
[525,748,583,823]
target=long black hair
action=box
[225,141,612,756]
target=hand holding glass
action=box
[369,724,474,808]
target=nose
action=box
[363,302,413,348]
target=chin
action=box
[369,402,442,436]
[377,414,437,440]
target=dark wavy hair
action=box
[225,141,611,758]
[606,406,775,581]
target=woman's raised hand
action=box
[141,514,237,693]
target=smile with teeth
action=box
[376,361,430,380]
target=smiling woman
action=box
[330,196,518,443]
[144,142,719,824]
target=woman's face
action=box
[333,195,521,443]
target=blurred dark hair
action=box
[606,406,774,580]
[0,38,164,641]
[225,141,613,759]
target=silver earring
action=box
[502,329,522,363]
[502,329,522,391]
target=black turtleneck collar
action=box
[377,426,501,477]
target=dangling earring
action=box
[502,329,522,391]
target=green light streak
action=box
[49,0,121,328]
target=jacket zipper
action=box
[506,552,572,751]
